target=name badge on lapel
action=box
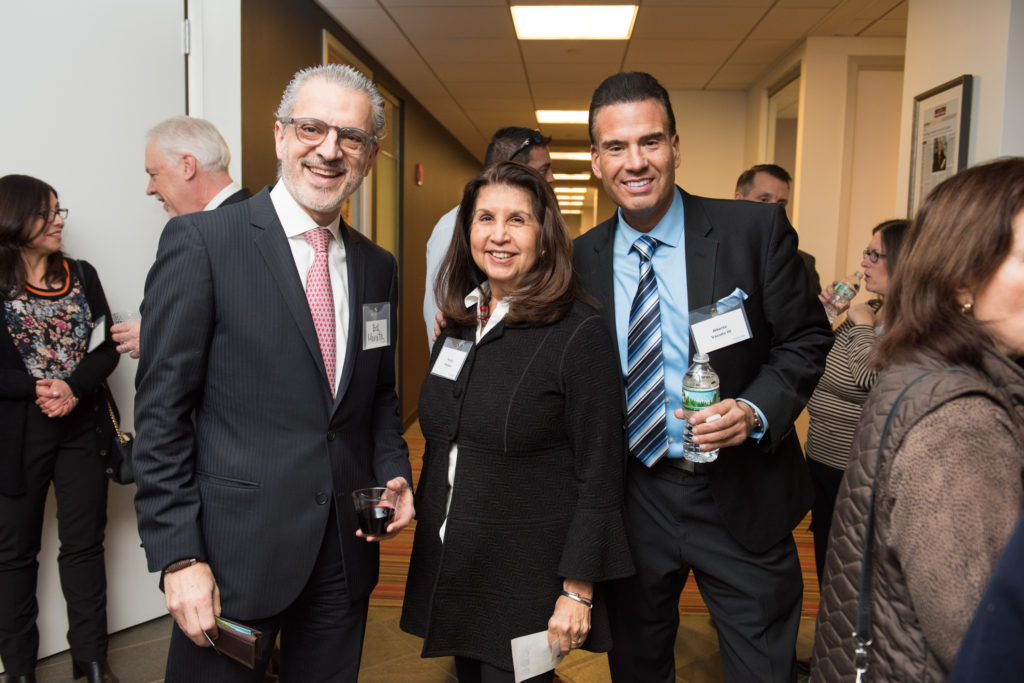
[362,303,390,350]
[689,288,752,354]
[430,338,473,381]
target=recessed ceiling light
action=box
[550,152,592,161]
[511,5,638,40]
[537,110,589,124]
[558,200,585,206]
[561,209,583,215]
[554,187,587,194]
[554,173,591,181]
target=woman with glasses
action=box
[0,175,119,683]
[812,158,1024,680]
[803,218,908,585]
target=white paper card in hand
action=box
[511,630,565,683]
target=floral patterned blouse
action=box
[3,260,92,380]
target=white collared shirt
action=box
[439,283,509,542]
[270,181,349,391]
[203,182,243,211]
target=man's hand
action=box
[111,320,141,358]
[356,476,415,542]
[164,562,221,646]
[431,311,447,344]
[674,399,754,452]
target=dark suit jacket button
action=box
[315,492,328,505]
[326,431,336,441]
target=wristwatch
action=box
[750,409,764,433]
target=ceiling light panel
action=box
[511,5,638,40]
[536,110,589,124]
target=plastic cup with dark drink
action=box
[351,487,397,538]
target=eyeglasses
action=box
[509,131,548,161]
[278,117,379,155]
[863,248,887,263]
[39,208,68,223]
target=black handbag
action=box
[101,384,134,484]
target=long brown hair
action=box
[876,157,1024,369]
[0,174,66,299]
[435,161,578,331]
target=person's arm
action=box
[837,310,879,390]
[423,209,456,348]
[364,257,414,540]
[132,216,218,646]
[890,396,1024,670]
[63,259,119,397]
[691,205,833,451]
[547,314,635,650]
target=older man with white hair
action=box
[111,117,250,358]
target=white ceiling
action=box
[316,0,906,161]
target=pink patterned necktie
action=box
[304,227,336,397]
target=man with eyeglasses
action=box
[422,126,554,344]
[110,117,251,359]
[132,64,413,682]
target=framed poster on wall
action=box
[908,75,973,214]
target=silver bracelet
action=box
[560,590,593,609]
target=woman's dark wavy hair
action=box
[870,218,910,295]
[876,157,1024,369]
[0,174,65,299]
[435,161,578,331]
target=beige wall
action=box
[896,0,1024,213]
[744,38,905,288]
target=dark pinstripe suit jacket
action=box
[133,188,410,619]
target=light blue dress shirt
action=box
[613,190,765,458]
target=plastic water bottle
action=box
[682,353,720,463]
[824,272,862,323]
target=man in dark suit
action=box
[112,116,252,359]
[734,163,822,295]
[133,65,413,682]
[574,72,832,682]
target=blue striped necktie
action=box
[627,235,669,466]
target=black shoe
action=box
[7,674,37,683]
[71,660,119,683]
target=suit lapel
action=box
[333,223,363,408]
[681,189,718,311]
[584,218,619,338]
[249,192,330,391]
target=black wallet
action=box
[206,616,262,669]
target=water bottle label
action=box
[834,282,855,298]
[683,387,720,411]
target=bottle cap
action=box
[693,352,709,363]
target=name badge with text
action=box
[430,338,473,381]
[362,303,390,350]
[690,305,752,354]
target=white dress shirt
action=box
[270,181,349,391]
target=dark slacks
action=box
[165,502,369,683]
[807,458,844,587]
[0,404,109,676]
[608,459,802,683]
[454,656,554,683]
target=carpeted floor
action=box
[371,421,820,619]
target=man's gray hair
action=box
[275,64,386,137]
[147,116,231,173]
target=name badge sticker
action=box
[689,288,752,354]
[87,314,107,352]
[362,303,390,350]
[430,338,473,381]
